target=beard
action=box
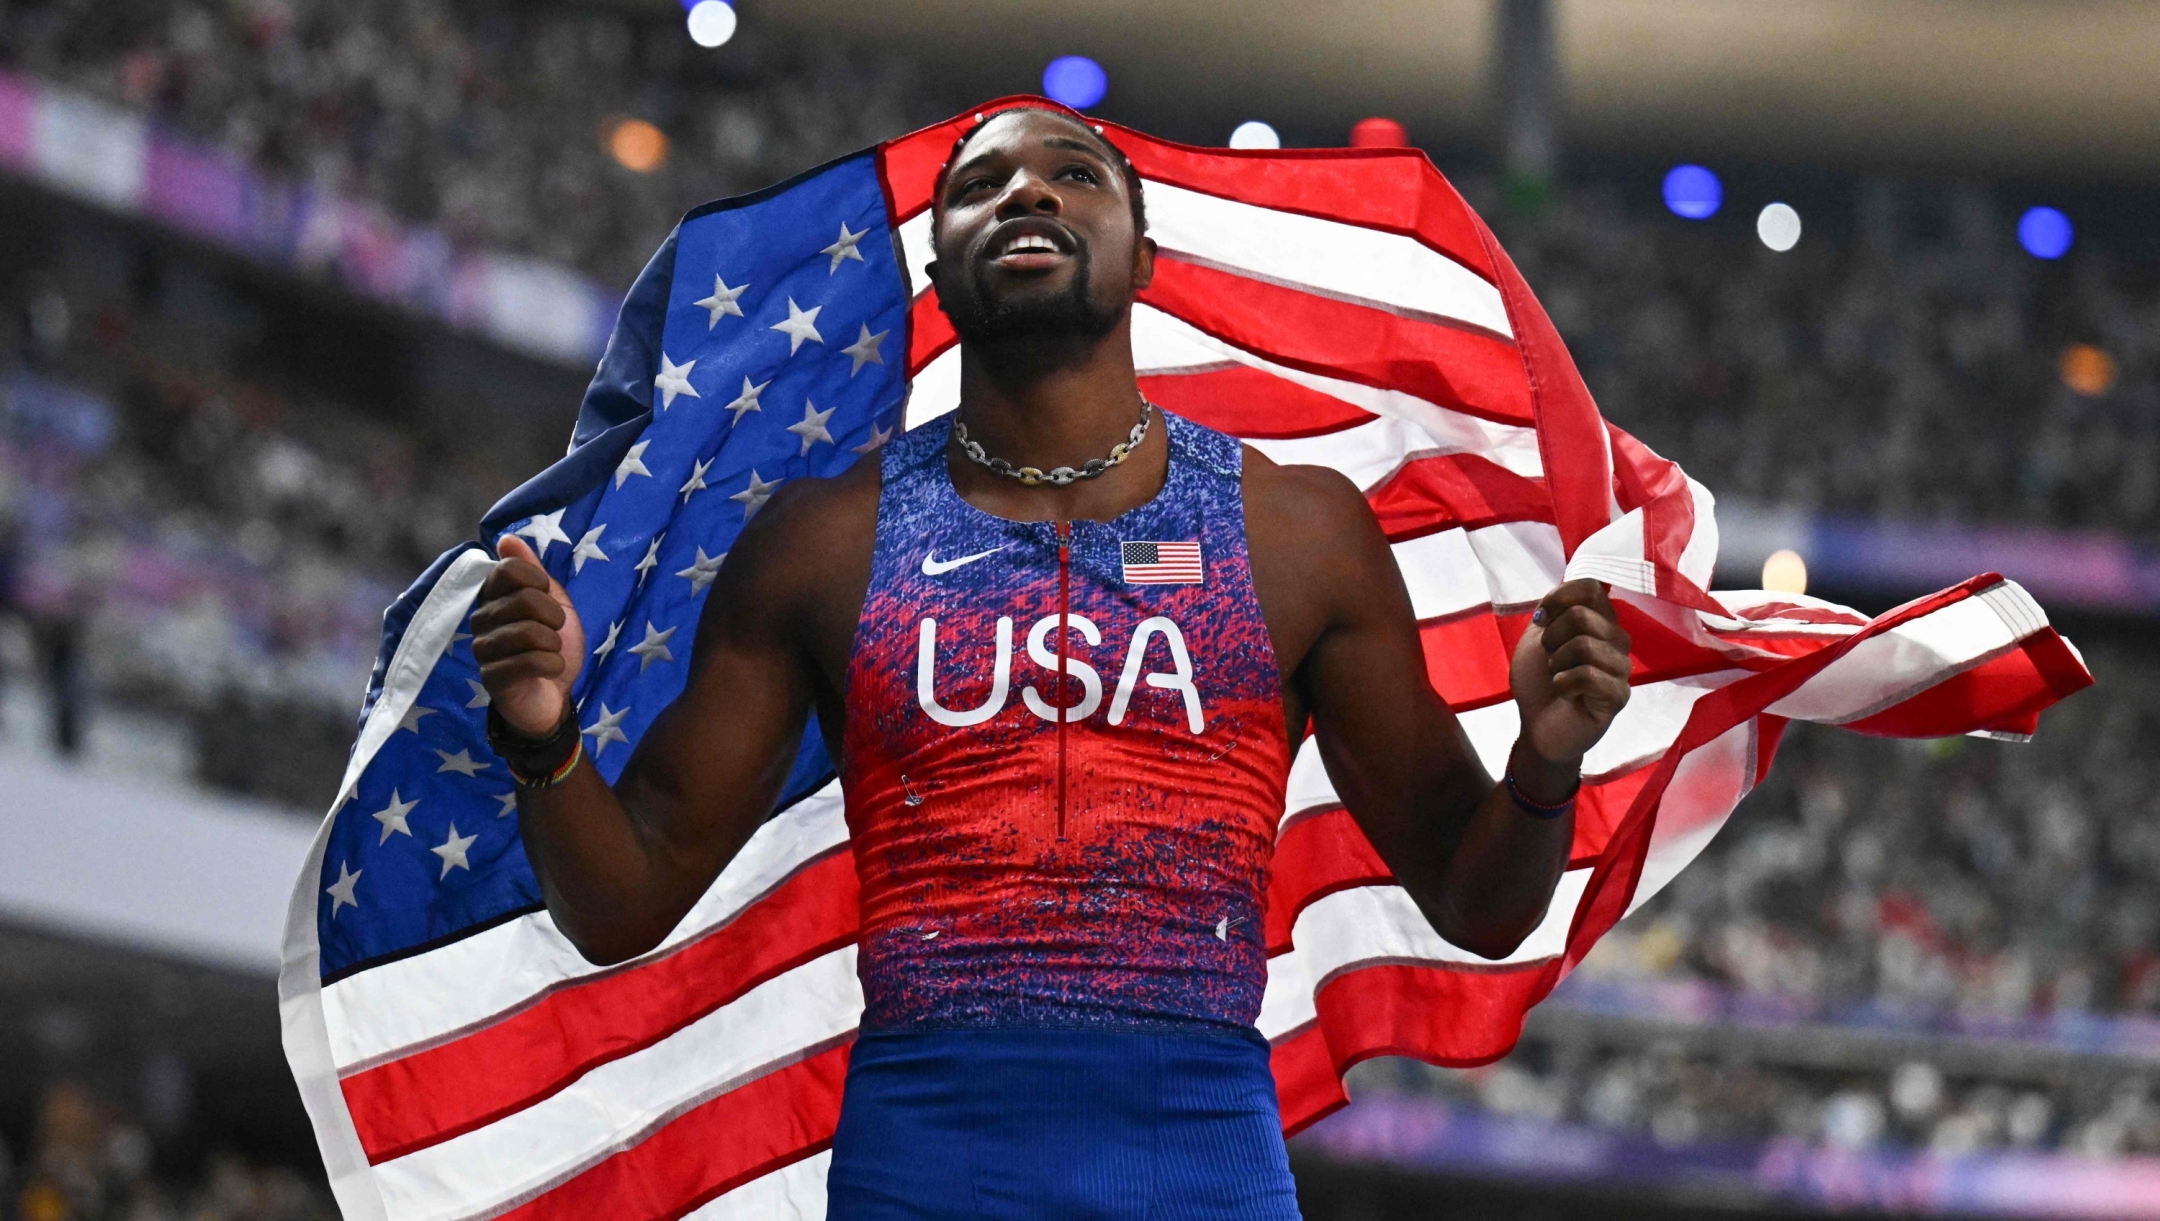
[940,241,1124,347]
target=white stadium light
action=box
[687,0,736,48]
[1229,121,1280,150]
[1757,202,1802,252]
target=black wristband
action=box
[488,703,581,786]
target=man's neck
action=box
[946,313,1169,523]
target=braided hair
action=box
[929,106,1147,241]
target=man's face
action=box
[928,110,1153,346]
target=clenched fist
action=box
[472,534,587,736]
[1509,578,1633,767]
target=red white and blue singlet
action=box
[826,411,1304,1219]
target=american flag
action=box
[1120,539,1203,584]
[279,98,2092,1221]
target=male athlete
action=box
[472,107,1634,1219]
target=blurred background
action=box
[0,1,2156,1218]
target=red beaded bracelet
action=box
[1504,768,1579,819]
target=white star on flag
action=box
[434,748,488,777]
[583,703,631,756]
[770,298,823,354]
[614,440,652,488]
[515,509,572,558]
[432,823,478,879]
[594,618,622,661]
[853,417,895,455]
[629,622,678,672]
[731,470,781,518]
[693,273,747,327]
[724,376,769,424]
[680,456,714,503]
[464,680,490,710]
[494,792,519,818]
[841,324,888,376]
[397,705,437,736]
[788,399,837,455]
[821,221,868,272]
[634,535,664,583]
[676,547,725,594]
[372,789,418,844]
[324,861,361,917]
[571,524,610,574]
[654,352,700,410]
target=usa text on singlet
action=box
[841,412,1292,1030]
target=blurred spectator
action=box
[11,1079,333,1221]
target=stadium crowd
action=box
[0,0,947,288]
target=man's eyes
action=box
[953,163,1102,199]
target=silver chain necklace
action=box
[952,400,1154,487]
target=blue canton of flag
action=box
[309,152,910,982]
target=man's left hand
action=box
[1510,579,1633,767]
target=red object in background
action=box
[1349,116,1408,147]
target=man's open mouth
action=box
[985,221,1076,271]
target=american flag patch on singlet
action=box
[1120,540,1203,584]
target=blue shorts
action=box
[826,1024,1303,1220]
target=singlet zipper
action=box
[1055,520,1071,841]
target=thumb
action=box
[495,532,541,565]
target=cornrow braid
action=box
[929,106,1147,241]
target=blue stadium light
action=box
[1042,56,1108,110]
[2018,206,2073,260]
[1662,164,1721,220]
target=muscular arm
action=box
[472,466,876,965]
[1245,455,1631,959]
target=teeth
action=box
[1004,234,1058,254]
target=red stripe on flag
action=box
[1843,627,2094,739]
[493,1041,853,1221]
[341,850,860,1165]
[1275,959,1557,1137]
[1468,215,1613,558]
[1418,608,1516,711]
[1366,454,1552,541]
[1142,259,1532,426]
[1139,365,1375,439]
[1263,759,1665,958]
[907,290,956,374]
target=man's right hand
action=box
[473,534,587,735]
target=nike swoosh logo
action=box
[921,545,1009,576]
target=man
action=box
[472,107,1632,1219]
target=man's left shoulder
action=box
[1240,444,1380,546]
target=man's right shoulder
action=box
[714,456,882,606]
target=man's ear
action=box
[1131,236,1158,293]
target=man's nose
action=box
[995,170,1063,219]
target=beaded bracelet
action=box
[1504,767,1579,819]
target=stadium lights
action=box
[1042,56,1108,109]
[2019,206,2073,259]
[686,0,736,48]
[607,118,669,173]
[1229,121,1280,150]
[1762,549,1808,595]
[2060,344,2117,397]
[1661,164,1720,219]
[1757,202,1801,252]
[1349,117,1408,147]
